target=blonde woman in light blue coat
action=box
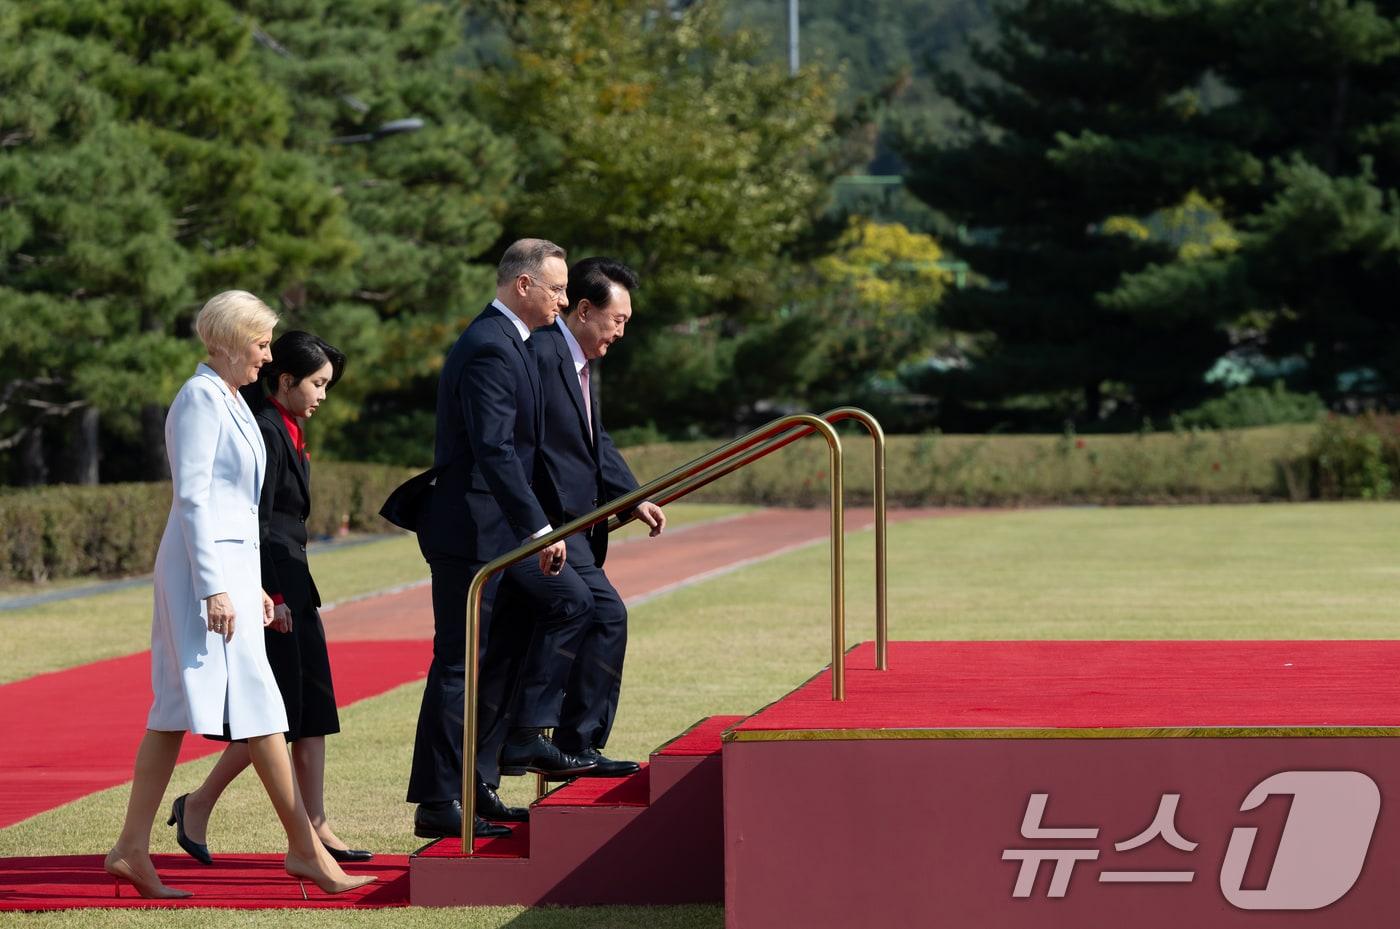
[104,291,374,901]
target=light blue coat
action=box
[146,364,288,739]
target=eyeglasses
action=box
[527,275,568,299]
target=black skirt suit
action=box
[249,392,340,742]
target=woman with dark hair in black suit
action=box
[171,331,373,864]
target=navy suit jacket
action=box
[417,305,552,563]
[531,322,639,567]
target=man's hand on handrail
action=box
[632,501,666,537]
[539,539,567,575]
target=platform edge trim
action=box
[726,725,1400,741]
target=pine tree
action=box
[897,0,1245,426]
[0,0,354,481]
[1103,0,1400,405]
[0,0,519,477]
[228,0,518,462]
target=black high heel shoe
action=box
[321,840,374,863]
[167,794,213,866]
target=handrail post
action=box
[824,423,846,700]
[874,421,886,671]
[823,408,888,671]
[461,568,489,851]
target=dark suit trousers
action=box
[406,550,593,802]
[483,558,613,781]
[547,564,626,756]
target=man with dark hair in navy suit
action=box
[405,238,600,840]
[521,256,666,778]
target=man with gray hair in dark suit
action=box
[401,238,600,841]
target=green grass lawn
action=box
[4,502,1399,928]
[0,503,753,686]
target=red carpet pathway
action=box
[0,506,956,829]
[1,854,407,910]
[0,641,426,831]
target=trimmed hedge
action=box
[6,418,1400,584]
[620,424,1323,508]
[0,461,416,583]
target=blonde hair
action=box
[194,290,278,358]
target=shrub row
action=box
[0,461,415,583]
[620,419,1400,507]
[1308,413,1400,500]
[6,418,1400,584]
[620,424,1323,508]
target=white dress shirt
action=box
[491,298,533,341]
[556,317,588,376]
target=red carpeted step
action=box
[409,717,738,905]
[653,714,747,756]
[410,718,753,904]
[416,824,529,860]
[537,766,649,807]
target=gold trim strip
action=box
[727,725,1400,741]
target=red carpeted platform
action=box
[724,640,1400,929]
[0,639,428,829]
[0,854,407,910]
[733,640,1400,733]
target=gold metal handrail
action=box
[459,412,845,853]
[610,407,888,670]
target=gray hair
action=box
[194,290,278,358]
[496,238,567,287]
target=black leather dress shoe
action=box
[574,748,641,778]
[413,800,511,839]
[477,783,529,823]
[322,840,375,863]
[500,733,599,779]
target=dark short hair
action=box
[259,330,346,394]
[497,238,567,287]
[566,257,639,313]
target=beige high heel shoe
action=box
[284,852,377,899]
[104,850,192,899]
